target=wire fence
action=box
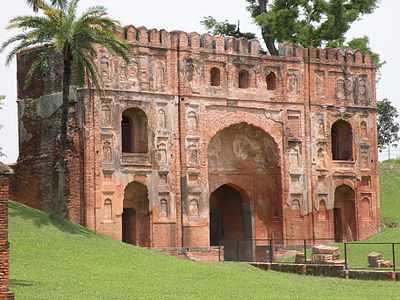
[378,146,400,161]
[217,239,400,272]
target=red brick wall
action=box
[0,175,14,300]
[15,48,83,222]
[15,25,380,252]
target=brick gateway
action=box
[14,25,379,260]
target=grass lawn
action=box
[8,159,400,299]
[380,160,400,225]
[8,201,400,300]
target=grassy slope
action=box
[379,160,400,224]
[8,201,400,300]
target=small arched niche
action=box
[104,199,113,221]
[238,70,250,89]
[210,67,221,87]
[266,72,277,91]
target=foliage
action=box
[247,0,378,55]
[201,16,256,39]
[1,0,129,89]
[377,99,400,150]
[203,1,379,56]
[327,35,384,73]
[1,0,129,219]
[9,200,400,300]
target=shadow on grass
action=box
[9,201,94,237]
[9,279,36,287]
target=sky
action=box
[0,0,397,163]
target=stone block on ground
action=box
[330,259,345,265]
[295,252,305,264]
[368,252,385,268]
[311,254,335,264]
[380,260,393,268]
[312,245,340,256]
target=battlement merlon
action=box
[119,25,376,68]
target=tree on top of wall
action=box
[202,0,379,56]
[201,17,256,39]
[1,0,129,219]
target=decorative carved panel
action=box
[288,142,301,169]
[316,142,328,169]
[360,144,370,169]
[102,139,113,163]
[157,142,168,165]
[121,153,151,166]
[101,104,112,128]
[288,70,300,95]
[188,195,200,217]
[158,108,167,129]
[187,111,199,132]
[315,71,325,97]
[287,113,301,138]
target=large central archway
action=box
[208,122,283,259]
[122,182,150,247]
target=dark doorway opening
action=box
[122,182,150,247]
[331,120,353,161]
[334,185,356,242]
[210,184,252,260]
[122,208,136,244]
[333,208,343,242]
[121,108,148,153]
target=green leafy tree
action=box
[328,35,384,73]
[377,99,400,152]
[1,0,129,218]
[203,0,378,56]
[201,16,256,39]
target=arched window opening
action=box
[266,72,277,90]
[331,120,353,161]
[238,70,249,89]
[210,67,221,87]
[121,108,148,153]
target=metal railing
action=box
[344,242,400,272]
[216,239,400,272]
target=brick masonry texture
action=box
[0,163,15,300]
[14,25,380,257]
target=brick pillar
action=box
[0,163,15,300]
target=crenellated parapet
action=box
[122,25,262,56]
[305,47,375,68]
[120,25,375,68]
